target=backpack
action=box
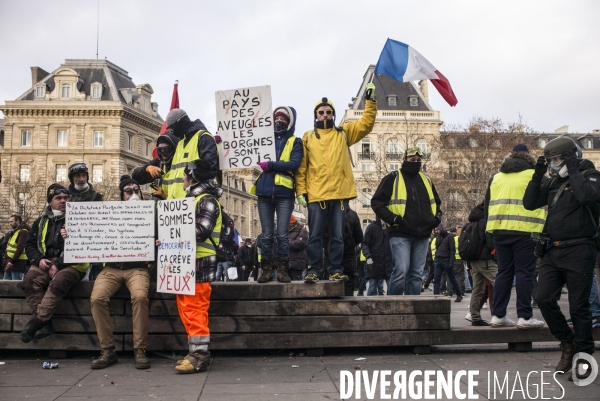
[458,221,482,261]
[210,208,237,262]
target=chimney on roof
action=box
[554,125,569,133]
[418,80,429,103]
[30,67,50,86]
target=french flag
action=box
[374,39,458,107]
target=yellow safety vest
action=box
[6,228,28,261]
[250,136,297,194]
[194,193,222,258]
[430,238,437,260]
[257,247,261,263]
[486,169,545,234]
[454,235,461,260]
[167,130,216,200]
[387,171,437,220]
[40,219,89,273]
[359,251,366,262]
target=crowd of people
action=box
[1,81,598,381]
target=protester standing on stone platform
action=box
[296,84,377,284]
[251,106,302,284]
[89,175,151,370]
[20,184,89,343]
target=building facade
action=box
[0,59,162,227]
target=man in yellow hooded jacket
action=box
[296,83,377,283]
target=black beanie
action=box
[47,183,68,203]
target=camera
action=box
[531,233,550,258]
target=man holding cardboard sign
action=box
[296,84,377,284]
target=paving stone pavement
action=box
[2,288,599,400]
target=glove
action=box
[146,165,162,179]
[297,194,307,208]
[534,156,547,179]
[257,161,270,172]
[366,258,373,272]
[365,83,376,100]
[152,186,167,200]
[214,134,222,144]
[562,150,578,173]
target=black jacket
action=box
[132,131,180,185]
[484,151,536,236]
[371,169,442,238]
[361,218,392,280]
[523,159,600,242]
[324,208,363,261]
[236,244,254,269]
[434,229,455,264]
[68,183,103,202]
[185,120,220,180]
[288,223,308,271]
[25,207,66,268]
[468,203,495,260]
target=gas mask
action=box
[548,158,569,178]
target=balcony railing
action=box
[358,152,372,160]
[386,152,402,160]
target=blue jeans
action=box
[216,261,231,282]
[306,199,348,278]
[257,196,295,258]
[3,270,24,280]
[388,236,429,295]
[433,259,462,296]
[367,279,385,295]
[590,270,600,317]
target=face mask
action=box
[401,161,422,175]
[128,194,140,201]
[246,244,251,248]
[315,119,334,129]
[52,209,64,217]
[274,120,288,134]
[74,183,89,191]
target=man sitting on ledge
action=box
[20,184,89,343]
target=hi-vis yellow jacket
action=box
[295,100,377,203]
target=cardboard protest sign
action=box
[64,201,155,263]
[215,85,275,170]
[156,198,196,295]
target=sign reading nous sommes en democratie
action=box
[215,85,275,170]
[64,201,155,263]
[157,198,196,295]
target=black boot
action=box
[20,318,42,343]
[275,257,291,283]
[257,257,274,283]
[34,320,55,340]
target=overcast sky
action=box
[1,0,598,134]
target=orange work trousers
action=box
[176,282,212,337]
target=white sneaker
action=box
[482,302,488,309]
[465,312,472,322]
[490,315,516,327]
[516,317,545,329]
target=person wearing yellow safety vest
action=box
[165,109,220,200]
[444,226,466,298]
[485,144,546,330]
[132,130,180,199]
[296,84,377,284]
[89,175,151,370]
[251,106,303,284]
[20,184,89,343]
[170,160,223,374]
[2,214,30,280]
[371,146,442,296]
[524,137,600,379]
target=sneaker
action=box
[328,273,349,281]
[516,317,545,329]
[481,302,488,309]
[472,320,491,326]
[465,312,472,322]
[490,315,516,327]
[304,273,319,284]
[567,316,599,327]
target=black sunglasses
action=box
[157,146,174,155]
[123,187,141,194]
